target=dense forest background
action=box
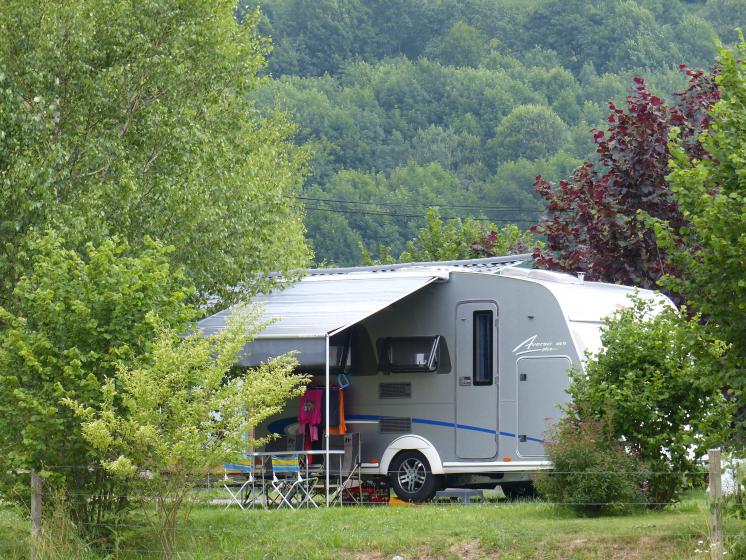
[244,0,745,266]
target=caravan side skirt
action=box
[361,459,552,476]
[440,460,552,474]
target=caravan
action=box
[199,256,665,502]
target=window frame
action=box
[472,310,494,386]
[328,330,352,374]
[378,335,443,373]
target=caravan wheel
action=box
[388,450,437,503]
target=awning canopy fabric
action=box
[197,270,448,367]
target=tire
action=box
[500,482,537,501]
[388,450,438,503]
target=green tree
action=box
[570,297,732,505]
[424,21,488,68]
[0,235,195,527]
[70,309,307,555]
[491,105,570,164]
[704,0,746,40]
[259,0,377,76]
[305,208,364,267]
[251,0,730,267]
[675,14,719,69]
[660,35,746,399]
[0,0,309,306]
[398,208,534,262]
[411,125,462,172]
[522,0,680,73]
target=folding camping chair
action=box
[268,453,316,509]
[328,432,362,505]
[223,453,262,510]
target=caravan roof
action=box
[197,255,528,366]
[197,255,664,367]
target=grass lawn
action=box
[0,492,735,559]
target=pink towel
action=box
[298,388,323,441]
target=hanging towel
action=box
[328,387,347,435]
[298,387,323,442]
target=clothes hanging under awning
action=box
[297,385,346,445]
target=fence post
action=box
[30,469,42,560]
[709,448,723,560]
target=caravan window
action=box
[379,336,442,373]
[473,310,493,385]
[328,331,352,373]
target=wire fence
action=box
[4,449,742,560]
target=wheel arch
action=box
[379,435,444,475]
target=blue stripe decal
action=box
[412,418,496,435]
[346,414,381,421]
[274,414,545,444]
[412,418,495,434]
[455,423,495,434]
[412,417,459,429]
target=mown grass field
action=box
[1,492,739,560]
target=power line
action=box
[303,205,540,224]
[296,195,544,213]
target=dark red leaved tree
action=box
[530,68,719,298]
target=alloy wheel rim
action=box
[397,457,427,493]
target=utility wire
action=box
[297,195,544,213]
[303,205,539,224]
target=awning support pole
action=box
[325,333,330,507]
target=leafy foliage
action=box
[659,35,746,399]
[535,415,649,516]
[569,296,732,505]
[0,235,194,528]
[491,104,570,164]
[397,208,534,262]
[259,0,719,78]
[532,69,719,296]
[0,0,309,305]
[70,309,307,556]
[251,0,736,265]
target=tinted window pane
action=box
[380,336,442,373]
[474,311,493,385]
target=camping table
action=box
[242,449,346,508]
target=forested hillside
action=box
[247,0,745,265]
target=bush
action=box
[69,308,308,557]
[569,296,732,506]
[536,414,649,516]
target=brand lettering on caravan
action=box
[511,334,567,356]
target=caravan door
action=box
[516,355,571,457]
[455,301,498,459]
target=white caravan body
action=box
[198,257,667,493]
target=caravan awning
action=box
[198,270,448,367]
